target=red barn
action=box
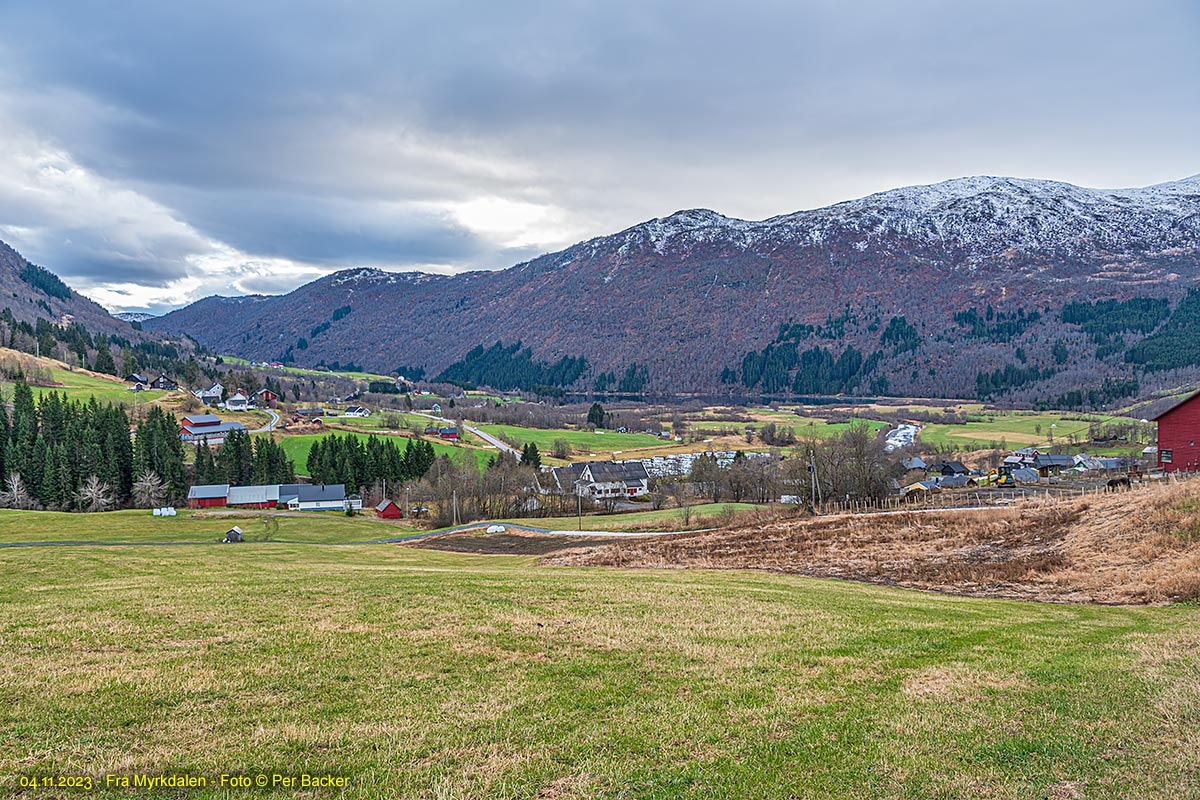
[253,388,279,408]
[1153,390,1200,472]
[187,483,229,508]
[375,499,403,519]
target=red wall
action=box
[188,497,226,509]
[377,503,402,519]
[1157,396,1200,472]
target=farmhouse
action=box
[278,483,362,511]
[343,405,370,418]
[438,427,459,440]
[125,372,148,385]
[149,374,177,390]
[1152,389,1200,473]
[552,461,650,500]
[193,382,223,405]
[224,390,252,411]
[187,483,229,508]
[253,388,279,408]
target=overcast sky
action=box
[0,1,1196,313]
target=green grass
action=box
[1,369,168,406]
[477,423,666,454]
[277,431,488,475]
[0,535,1196,798]
[919,412,1119,451]
[0,508,421,545]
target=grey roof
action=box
[931,460,969,474]
[182,414,221,426]
[1011,468,1041,483]
[1033,453,1075,468]
[227,485,281,505]
[375,499,397,512]
[936,474,974,489]
[188,483,230,500]
[902,456,927,470]
[550,463,586,491]
[585,461,649,482]
[181,421,247,437]
[280,483,346,503]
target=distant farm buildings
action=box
[187,482,361,511]
[179,414,247,446]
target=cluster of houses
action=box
[898,448,1138,497]
[187,482,362,511]
[423,424,460,441]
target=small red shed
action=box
[375,499,403,519]
[1152,389,1200,473]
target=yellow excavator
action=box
[986,464,1016,487]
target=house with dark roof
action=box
[149,374,177,390]
[193,382,223,405]
[1031,453,1074,477]
[179,414,247,446]
[928,460,969,477]
[560,461,651,501]
[278,483,361,511]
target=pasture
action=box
[0,519,1196,799]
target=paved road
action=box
[412,410,522,458]
[251,408,281,433]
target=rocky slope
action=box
[145,175,1200,399]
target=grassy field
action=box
[276,431,488,475]
[477,423,668,456]
[0,529,1197,798]
[0,508,422,544]
[919,412,1113,451]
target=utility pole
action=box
[404,485,410,519]
[452,489,459,526]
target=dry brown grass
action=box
[545,477,1200,605]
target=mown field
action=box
[0,522,1196,799]
[919,412,1113,451]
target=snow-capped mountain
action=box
[147,174,1200,400]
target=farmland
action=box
[0,518,1197,798]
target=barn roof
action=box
[1152,387,1200,421]
[188,483,230,499]
[227,485,280,505]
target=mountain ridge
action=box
[143,173,1200,402]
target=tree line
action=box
[0,378,191,511]
[306,433,438,489]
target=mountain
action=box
[113,312,157,324]
[145,175,1200,403]
[0,240,146,337]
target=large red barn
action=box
[1152,390,1200,473]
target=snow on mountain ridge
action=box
[599,175,1200,259]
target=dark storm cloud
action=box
[0,0,1196,309]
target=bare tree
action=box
[0,473,41,510]
[133,471,167,509]
[76,475,116,513]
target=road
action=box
[411,410,522,458]
[251,408,281,433]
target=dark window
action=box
[1161,449,1174,463]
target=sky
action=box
[0,1,1196,314]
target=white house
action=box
[278,483,362,511]
[552,461,650,501]
[223,390,253,411]
[343,405,371,418]
[193,382,223,405]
